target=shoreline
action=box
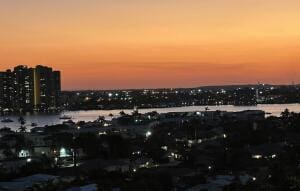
[1,102,300,116]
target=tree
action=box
[281,108,290,119]
[120,111,126,116]
[18,116,27,132]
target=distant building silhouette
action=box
[0,65,61,112]
[0,70,15,110]
[14,65,35,111]
[34,65,61,110]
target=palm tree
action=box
[19,125,27,133]
[281,108,290,119]
[18,116,27,132]
[119,111,126,116]
[96,116,105,123]
[18,116,25,123]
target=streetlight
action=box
[146,131,152,138]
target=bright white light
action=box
[99,131,107,135]
[27,158,32,162]
[252,177,256,181]
[146,131,152,138]
[18,150,30,158]
[60,148,68,157]
[161,146,168,151]
[252,155,262,159]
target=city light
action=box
[146,131,152,138]
[252,155,262,159]
[0,5,299,188]
[60,148,68,157]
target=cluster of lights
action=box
[252,154,277,159]
[132,151,141,155]
[99,131,107,135]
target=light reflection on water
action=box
[1,104,300,131]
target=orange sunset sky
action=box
[0,0,299,90]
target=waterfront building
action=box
[0,70,15,110]
[13,65,35,111]
[34,65,61,110]
[0,65,61,112]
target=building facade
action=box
[0,70,15,110]
[0,65,61,112]
[13,65,35,111]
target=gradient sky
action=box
[0,0,299,90]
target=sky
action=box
[0,0,299,90]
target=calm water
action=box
[1,104,300,131]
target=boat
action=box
[63,120,75,125]
[59,115,72,120]
[1,118,14,123]
[31,123,38,127]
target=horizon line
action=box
[62,83,299,92]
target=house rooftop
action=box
[0,174,58,191]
